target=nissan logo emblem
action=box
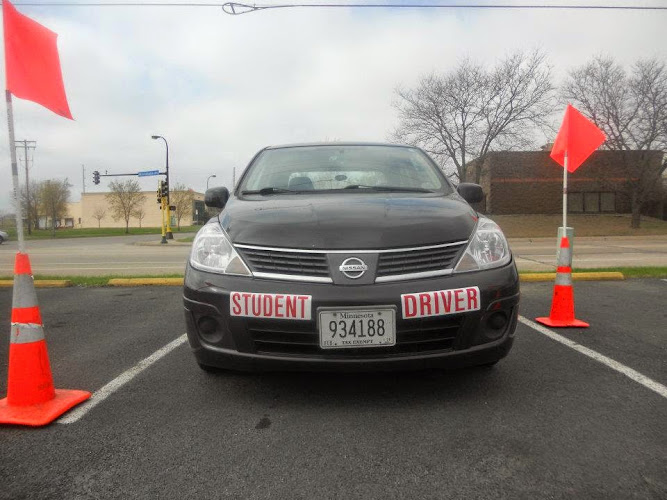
[339,257,368,279]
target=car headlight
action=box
[189,223,252,276]
[454,217,511,273]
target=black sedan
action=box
[184,143,519,372]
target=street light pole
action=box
[152,135,173,239]
[206,174,217,189]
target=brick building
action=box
[465,150,665,217]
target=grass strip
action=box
[108,278,184,286]
[0,274,184,287]
[522,267,667,279]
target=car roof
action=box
[264,142,417,150]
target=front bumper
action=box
[183,261,519,372]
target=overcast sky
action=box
[0,0,665,211]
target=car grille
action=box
[376,243,466,277]
[236,241,468,281]
[248,315,462,357]
[236,247,330,278]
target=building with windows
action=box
[464,150,665,218]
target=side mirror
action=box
[457,183,484,204]
[205,187,230,209]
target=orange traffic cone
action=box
[536,236,589,328]
[0,253,90,426]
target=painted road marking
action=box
[58,334,188,424]
[518,316,667,400]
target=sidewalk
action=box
[509,235,667,271]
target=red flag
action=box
[3,0,72,119]
[550,104,605,173]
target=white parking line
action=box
[518,316,667,400]
[58,334,188,424]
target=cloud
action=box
[0,2,664,211]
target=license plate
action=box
[318,308,396,349]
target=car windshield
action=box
[239,145,451,195]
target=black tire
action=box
[0,236,4,245]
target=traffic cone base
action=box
[0,389,90,426]
[535,316,590,328]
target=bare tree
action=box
[40,179,71,237]
[92,206,106,228]
[133,205,146,228]
[106,180,143,234]
[563,56,667,228]
[21,180,41,232]
[170,183,195,230]
[392,50,555,182]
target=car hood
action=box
[219,193,477,249]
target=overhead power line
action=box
[11,1,667,11]
[222,2,667,15]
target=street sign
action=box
[138,170,160,177]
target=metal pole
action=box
[23,140,31,235]
[163,138,173,239]
[6,91,25,253]
[160,194,167,244]
[232,167,236,188]
[207,174,216,189]
[563,152,568,232]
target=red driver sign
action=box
[230,292,312,320]
[401,286,480,319]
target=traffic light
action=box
[157,183,162,204]
[161,180,169,198]
[93,170,100,185]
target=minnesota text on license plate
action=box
[319,308,396,349]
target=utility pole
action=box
[15,140,36,235]
[82,165,86,194]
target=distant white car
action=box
[0,230,8,244]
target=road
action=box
[1,233,666,276]
[0,281,665,499]
[0,233,194,276]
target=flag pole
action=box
[563,151,568,232]
[5,90,25,254]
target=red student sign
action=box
[550,104,605,173]
[3,0,72,119]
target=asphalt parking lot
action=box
[0,281,665,499]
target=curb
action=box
[520,272,625,282]
[107,278,184,286]
[134,240,192,247]
[0,279,73,288]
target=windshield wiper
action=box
[343,184,434,193]
[241,187,296,195]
